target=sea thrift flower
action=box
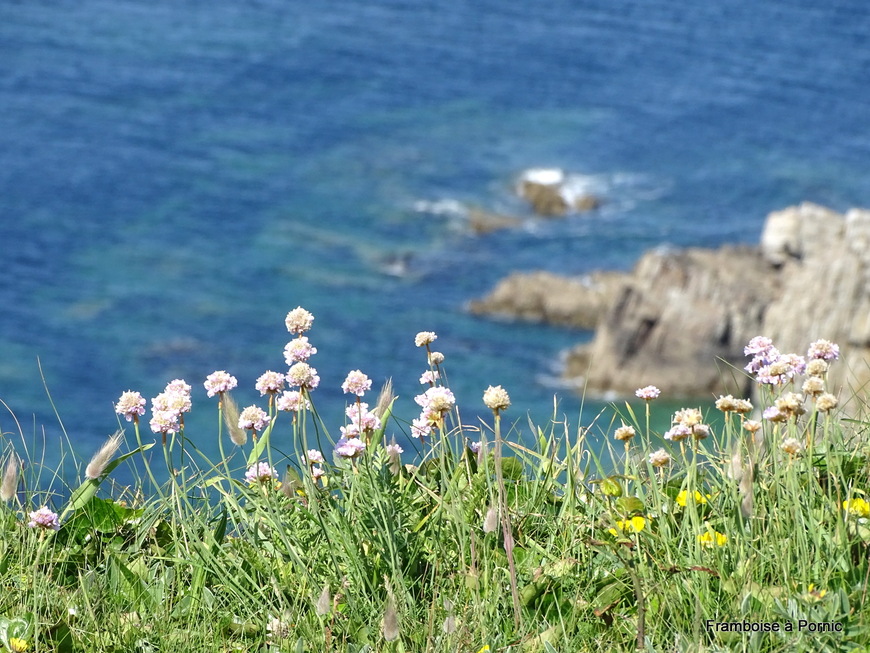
[613,424,636,441]
[416,387,456,416]
[85,431,124,480]
[649,448,671,467]
[469,441,482,454]
[165,379,192,397]
[115,391,147,422]
[342,370,372,396]
[775,392,806,419]
[419,370,439,385]
[339,424,361,440]
[149,410,180,435]
[204,371,238,398]
[744,336,776,357]
[807,339,840,361]
[276,390,310,412]
[483,385,511,413]
[307,449,325,465]
[345,402,381,432]
[698,528,728,548]
[285,306,315,334]
[428,351,445,365]
[672,408,703,427]
[715,395,737,412]
[385,443,404,457]
[255,371,285,396]
[245,462,278,484]
[692,424,711,440]
[743,420,762,433]
[238,405,270,432]
[1,454,19,502]
[664,424,691,442]
[27,506,60,531]
[283,337,317,364]
[635,385,661,400]
[802,377,825,396]
[411,417,432,439]
[414,331,437,347]
[286,362,320,390]
[780,437,803,456]
[335,437,366,459]
[843,497,870,518]
[816,393,838,413]
[762,406,788,423]
[152,389,191,416]
[311,466,325,481]
[807,359,829,377]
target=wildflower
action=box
[346,402,381,432]
[311,466,325,481]
[673,407,703,427]
[276,390,310,412]
[816,393,838,413]
[266,616,291,641]
[843,497,870,518]
[385,443,404,457]
[115,390,147,422]
[762,406,788,423]
[733,398,753,414]
[341,370,372,396]
[245,462,278,484]
[149,410,180,435]
[339,423,361,440]
[419,370,439,385]
[692,424,711,440]
[780,437,803,456]
[255,371,286,396]
[775,392,806,419]
[649,448,671,467]
[744,336,776,357]
[415,331,437,347]
[152,390,191,416]
[698,527,728,548]
[469,440,482,454]
[428,351,445,365]
[307,449,325,465]
[283,336,317,364]
[482,385,511,413]
[203,371,238,398]
[802,377,825,396]
[635,385,661,400]
[8,638,29,652]
[285,306,315,334]
[715,395,737,412]
[165,379,192,397]
[807,339,840,361]
[238,405,270,432]
[335,437,366,459]
[85,431,124,480]
[664,424,691,442]
[806,359,829,377]
[411,417,432,439]
[27,506,60,531]
[613,424,636,441]
[416,386,456,416]
[804,584,827,602]
[676,490,710,507]
[743,419,762,433]
[1,453,19,502]
[286,362,320,390]
[608,516,647,536]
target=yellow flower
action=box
[675,490,710,507]
[8,638,30,652]
[805,584,827,602]
[843,497,870,518]
[476,647,491,653]
[697,528,728,548]
[608,515,647,536]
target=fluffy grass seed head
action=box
[415,331,437,347]
[28,506,60,531]
[1,453,20,502]
[483,385,511,413]
[115,390,146,422]
[85,430,124,480]
[285,306,315,335]
[221,393,247,445]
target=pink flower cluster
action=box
[204,370,238,398]
[245,462,278,484]
[744,336,806,385]
[276,390,310,412]
[28,506,60,531]
[149,379,192,435]
[255,371,286,396]
[411,386,456,439]
[341,370,372,397]
[115,390,147,422]
[283,337,317,364]
[335,436,366,459]
[664,407,710,441]
[238,405,270,432]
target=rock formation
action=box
[517,168,602,216]
[471,203,870,400]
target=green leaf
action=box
[501,456,523,481]
[615,496,645,515]
[246,421,273,466]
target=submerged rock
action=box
[517,168,603,216]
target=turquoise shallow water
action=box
[1,0,869,477]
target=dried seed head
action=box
[222,394,247,446]
[85,431,124,480]
[1,453,20,502]
[382,599,400,642]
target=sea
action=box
[1,0,869,482]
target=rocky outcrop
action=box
[468,271,625,330]
[472,202,870,399]
[517,169,603,216]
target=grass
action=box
[1,318,869,652]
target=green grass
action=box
[1,323,869,652]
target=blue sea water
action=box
[1,0,869,477]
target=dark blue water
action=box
[2,0,869,475]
